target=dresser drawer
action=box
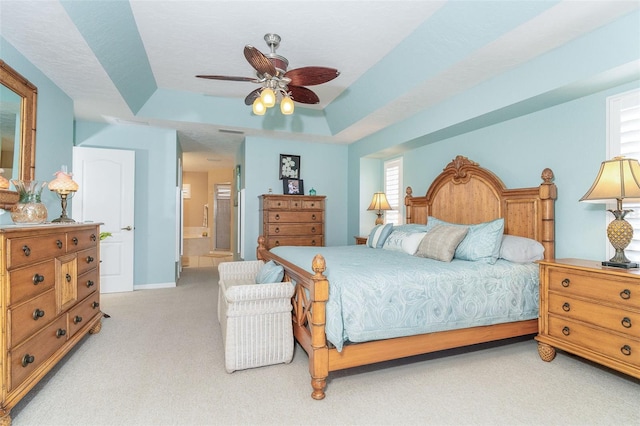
[548,267,640,310]
[6,233,66,269]
[264,198,291,210]
[548,315,640,368]
[267,223,323,236]
[548,293,640,335]
[266,211,323,223]
[77,268,99,301]
[8,316,67,392]
[68,293,101,338]
[67,228,99,252]
[77,247,98,276]
[8,260,55,306]
[269,236,324,248]
[8,289,56,349]
[302,199,323,210]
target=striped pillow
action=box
[367,223,393,248]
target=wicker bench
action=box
[217,260,295,372]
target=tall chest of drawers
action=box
[259,195,325,250]
[536,258,639,379]
[0,223,102,424]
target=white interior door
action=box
[72,146,135,293]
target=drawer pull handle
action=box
[92,301,100,309]
[73,315,83,324]
[21,354,35,367]
[277,202,281,206]
[90,234,97,241]
[32,273,45,285]
[22,245,31,257]
[562,326,570,336]
[56,239,63,249]
[620,289,631,300]
[621,345,632,356]
[275,227,280,233]
[621,317,632,328]
[311,214,316,220]
[562,302,570,312]
[274,241,280,247]
[86,256,94,264]
[311,227,316,233]
[294,202,299,207]
[72,237,79,245]
[561,278,570,287]
[275,214,280,220]
[311,203,315,207]
[87,280,95,288]
[311,240,317,246]
[66,273,72,282]
[32,309,45,320]
[56,328,66,338]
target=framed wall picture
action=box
[279,154,300,179]
[283,178,304,195]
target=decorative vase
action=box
[10,180,48,224]
[309,187,316,196]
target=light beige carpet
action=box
[10,266,640,426]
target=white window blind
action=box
[384,158,403,225]
[608,89,640,261]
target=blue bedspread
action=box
[271,245,539,352]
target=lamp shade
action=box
[367,192,392,211]
[48,171,79,194]
[580,156,640,203]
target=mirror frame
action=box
[0,59,37,183]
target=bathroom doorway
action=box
[214,184,231,250]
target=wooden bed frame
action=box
[257,155,557,400]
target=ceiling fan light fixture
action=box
[252,97,266,115]
[281,96,294,115]
[260,88,276,108]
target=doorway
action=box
[214,184,231,250]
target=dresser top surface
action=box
[0,222,101,234]
[539,258,640,277]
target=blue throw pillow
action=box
[367,223,393,248]
[255,260,284,284]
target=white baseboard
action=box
[134,282,176,291]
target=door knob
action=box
[121,226,133,231]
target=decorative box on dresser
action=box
[536,258,640,379]
[259,194,325,250]
[0,223,102,425]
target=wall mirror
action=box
[0,60,37,208]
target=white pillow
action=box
[382,230,427,255]
[499,235,545,263]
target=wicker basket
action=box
[0,189,19,210]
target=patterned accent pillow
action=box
[415,224,468,262]
[255,260,284,284]
[427,217,505,264]
[382,230,427,255]
[367,223,393,248]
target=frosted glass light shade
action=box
[260,88,276,108]
[252,98,266,115]
[280,96,294,115]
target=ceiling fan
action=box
[196,33,340,115]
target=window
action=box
[607,89,640,261]
[383,158,403,225]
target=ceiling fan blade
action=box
[196,75,255,82]
[288,86,320,104]
[285,67,340,86]
[244,88,261,105]
[244,45,276,77]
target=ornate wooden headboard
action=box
[405,156,557,260]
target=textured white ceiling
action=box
[1,1,638,171]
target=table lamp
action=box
[48,166,79,223]
[367,192,391,225]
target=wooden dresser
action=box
[536,258,639,379]
[259,194,325,250]
[0,223,102,425]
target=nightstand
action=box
[354,236,367,245]
[536,258,640,379]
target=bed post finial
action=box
[539,168,557,260]
[256,236,266,260]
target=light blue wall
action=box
[0,37,75,224]
[74,121,179,286]
[243,136,348,259]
